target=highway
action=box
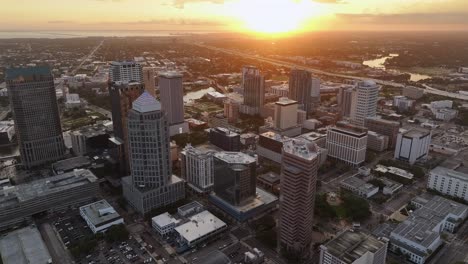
[71,40,104,75]
[194,43,468,101]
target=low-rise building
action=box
[52,156,92,174]
[257,172,280,194]
[393,95,414,112]
[375,165,414,181]
[367,131,389,152]
[381,178,403,195]
[428,166,468,202]
[433,108,458,121]
[79,200,124,234]
[340,176,379,198]
[0,169,99,230]
[174,210,227,249]
[389,195,468,264]
[296,131,327,148]
[0,226,52,264]
[319,229,388,264]
[70,124,110,156]
[152,212,180,236]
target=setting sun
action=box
[226,0,324,34]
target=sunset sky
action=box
[1,0,468,33]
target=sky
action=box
[1,0,467,33]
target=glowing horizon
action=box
[1,0,468,33]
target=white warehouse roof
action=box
[175,210,227,244]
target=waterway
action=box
[363,54,431,82]
[183,87,216,103]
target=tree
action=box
[315,194,337,219]
[341,193,371,221]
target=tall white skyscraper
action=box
[109,61,143,83]
[180,145,215,193]
[122,92,185,214]
[350,80,380,127]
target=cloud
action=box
[171,0,225,9]
[336,12,468,25]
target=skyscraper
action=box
[213,152,256,206]
[158,71,188,135]
[350,80,380,127]
[289,69,320,113]
[243,70,265,112]
[338,87,355,118]
[326,121,368,167]
[180,145,215,193]
[143,67,156,97]
[109,82,145,173]
[242,66,260,88]
[122,92,185,214]
[6,67,65,168]
[274,98,298,130]
[109,61,143,83]
[279,139,322,255]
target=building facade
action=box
[350,80,379,127]
[209,127,241,151]
[109,61,143,83]
[364,117,400,149]
[142,67,157,97]
[180,145,215,193]
[213,152,256,206]
[279,139,322,255]
[122,92,185,214]
[367,131,389,152]
[158,71,185,126]
[243,70,265,114]
[274,98,298,130]
[427,166,468,202]
[394,128,431,165]
[6,67,65,168]
[326,121,368,166]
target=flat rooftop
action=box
[401,128,430,139]
[430,166,468,182]
[152,212,179,227]
[0,169,98,210]
[71,124,109,138]
[296,132,326,142]
[323,230,386,264]
[213,152,256,165]
[332,121,368,136]
[0,226,51,264]
[283,139,321,161]
[275,98,297,106]
[341,176,377,194]
[211,188,278,214]
[52,156,91,173]
[80,199,121,227]
[260,131,290,142]
[178,201,204,215]
[211,127,239,137]
[159,71,183,78]
[174,210,227,244]
[258,172,280,184]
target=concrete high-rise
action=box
[274,98,298,130]
[364,117,400,149]
[158,71,188,135]
[242,66,260,88]
[143,67,156,97]
[109,61,143,83]
[180,145,215,193]
[279,139,322,255]
[350,80,380,127]
[122,92,184,214]
[326,121,368,167]
[6,67,65,168]
[213,152,256,206]
[109,81,145,173]
[338,87,355,118]
[289,69,320,113]
[394,128,431,165]
[243,69,265,114]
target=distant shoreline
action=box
[0,30,223,39]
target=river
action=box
[183,87,216,103]
[363,54,431,82]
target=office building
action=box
[0,226,52,264]
[428,166,468,202]
[242,69,265,114]
[389,195,467,264]
[289,69,320,113]
[152,212,180,236]
[180,145,215,193]
[79,200,124,234]
[394,128,431,165]
[296,131,327,148]
[367,131,389,152]
[274,98,298,130]
[403,86,424,99]
[257,131,290,163]
[143,67,156,96]
[122,92,185,214]
[109,61,143,83]
[213,152,256,206]
[279,139,321,254]
[6,67,65,168]
[158,71,188,135]
[0,169,99,230]
[224,100,239,124]
[340,176,379,198]
[209,127,241,151]
[338,87,355,118]
[350,80,380,127]
[52,156,91,175]
[257,172,281,194]
[319,230,388,264]
[242,66,260,88]
[70,124,110,156]
[393,96,414,112]
[364,117,400,149]
[110,81,145,173]
[326,121,368,166]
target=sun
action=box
[226,0,323,34]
